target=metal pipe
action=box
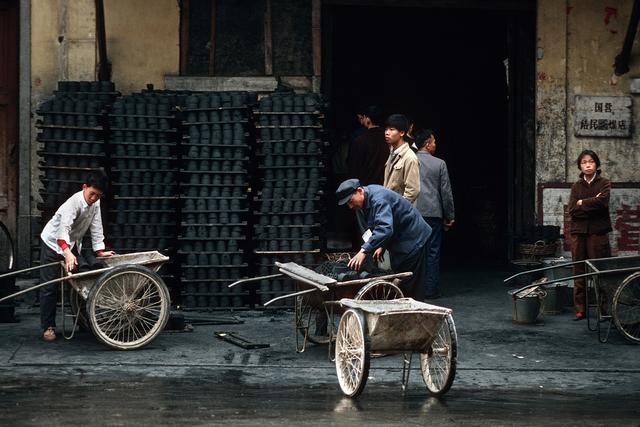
[613,0,640,76]
[95,0,111,81]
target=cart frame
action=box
[0,251,171,349]
[229,261,411,353]
[504,255,640,344]
[332,298,457,398]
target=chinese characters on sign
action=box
[541,186,640,255]
[574,95,632,137]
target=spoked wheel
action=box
[420,313,457,396]
[354,280,404,301]
[68,287,90,331]
[612,272,640,344]
[335,309,370,398]
[86,265,170,350]
[295,292,335,345]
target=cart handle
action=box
[228,273,284,288]
[263,287,318,307]
[277,268,330,292]
[0,261,63,280]
[508,265,640,296]
[0,275,70,303]
[334,271,413,287]
[503,260,581,283]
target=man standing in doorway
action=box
[414,129,455,299]
[383,114,420,204]
[347,105,388,186]
[336,178,431,300]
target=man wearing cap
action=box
[336,178,431,300]
[383,114,420,204]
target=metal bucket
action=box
[541,257,573,308]
[540,283,562,315]
[508,288,543,324]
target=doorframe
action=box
[320,0,537,263]
[18,0,31,269]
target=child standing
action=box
[39,170,114,341]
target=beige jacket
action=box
[383,142,420,204]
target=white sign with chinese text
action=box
[574,95,632,137]
[540,185,640,256]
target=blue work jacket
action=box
[359,185,431,269]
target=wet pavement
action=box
[1,370,639,426]
[1,267,639,425]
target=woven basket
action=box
[324,252,355,263]
[516,240,558,260]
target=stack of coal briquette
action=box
[252,91,326,307]
[107,91,185,292]
[35,80,117,264]
[178,91,256,310]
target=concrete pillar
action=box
[535,0,568,184]
[17,0,31,269]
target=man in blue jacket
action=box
[336,178,432,300]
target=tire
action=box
[612,272,640,344]
[68,287,90,331]
[295,292,334,345]
[420,313,457,396]
[335,309,370,397]
[86,265,170,350]
[354,280,404,301]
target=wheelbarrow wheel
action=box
[335,308,370,398]
[612,272,640,344]
[295,292,334,345]
[86,264,170,350]
[420,313,457,396]
[68,287,89,331]
[354,280,403,301]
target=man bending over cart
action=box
[336,178,432,300]
[39,170,114,342]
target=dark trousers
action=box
[424,217,443,297]
[570,233,611,313]
[394,243,428,301]
[39,242,64,330]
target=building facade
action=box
[1,0,639,268]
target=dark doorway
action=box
[323,3,536,266]
[0,0,19,238]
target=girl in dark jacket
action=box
[568,150,612,321]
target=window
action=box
[180,0,312,77]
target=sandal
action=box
[43,327,56,342]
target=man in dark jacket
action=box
[336,178,432,299]
[347,105,388,186]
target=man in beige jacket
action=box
[383,114,420,204]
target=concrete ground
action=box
[1,267,638,397]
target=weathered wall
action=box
[537,0,640,184]
[104,0,179,94]
[29,0,179,210]
[31,0,97,211]
[565,0,640,183]
[537,0,640,254]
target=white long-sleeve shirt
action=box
[41,191,106,255]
